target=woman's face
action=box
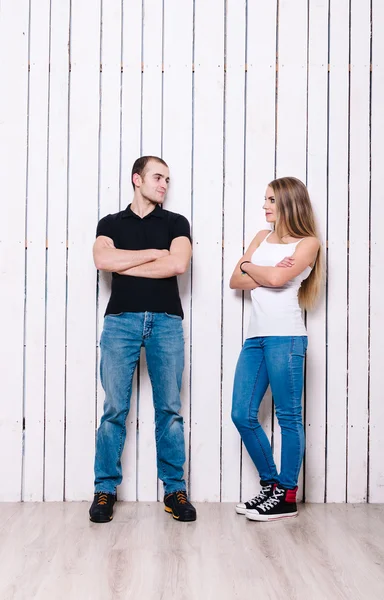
[263,186,276,223]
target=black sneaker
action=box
[235,482,275,515]
[164,490,197,522]
[89,492,117,523]
[246,485,298,521]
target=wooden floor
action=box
[0,502,383,600]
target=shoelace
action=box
[257,489,284,513]
[247,486,271,507]
[96,493,108,506]
[176,491,188,505]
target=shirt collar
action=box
[122,203,165,219]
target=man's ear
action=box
[132,173,141,187]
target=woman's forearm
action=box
[242,264,284,287]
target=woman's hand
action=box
[275,256,295,268]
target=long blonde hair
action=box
[269,176,323,310]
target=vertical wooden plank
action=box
[347,0,370,503]
[65,0,101,500]
[369,0,384,503]
[0,0,29,501]
[221,0,246,502]
[23,0,51,501]
[275,0,308,501]
[241,1,277,503]
[276,0,308,180]
[118,0,142,502]
[120,2,142,206]
[190,0,224,502]
[305,0,328,502]
[44,0,70,501]
[137,0,163,501]
[326,0,349,503]
[96,0,124,497]
[162,0,193,496]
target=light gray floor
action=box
[0,501,383,600]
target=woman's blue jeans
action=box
[231,336,308,489]
[94,312,186,495]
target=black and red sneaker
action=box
[164,490,197,522]
[89,492,117,523]
[246,485,298,521]
[235,482,276,515]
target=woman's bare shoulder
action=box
[300,236,320,248]
[255,229,271,242]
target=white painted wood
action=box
[221,0,246,502]
[162,0,194,497]
[44,0,70,501]
[0,0,29,501]
[120,1,142,207]
[276,0,308,181]
[23,0,51,502]
[241,0,277,503]
[65,0,101,500]
[1,0,383,505]
[137,0,164,501]
[369,0,384,503]
[304,0,328,503]
[190,0,224,501]
[118,0,143,502]
[275,0,308,502]
[96,0,123,498]
[326,0,350,503]
[347,0,371,503]
[141,0,163,157]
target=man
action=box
[89,156,196,523]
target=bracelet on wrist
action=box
[239,260,252,274]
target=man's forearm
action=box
[118,254,187,279]
[95,248,164,272]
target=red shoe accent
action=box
[285,487,298,503]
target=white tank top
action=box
[247,231,311,338]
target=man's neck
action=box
[130,195,158,219]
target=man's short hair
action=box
[131,156,168,190]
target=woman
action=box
[230,176,322,521]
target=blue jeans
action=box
[94,312,186,495]
[231,336,308,489]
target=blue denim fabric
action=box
[94,312,186,495]
[231,336,308,489]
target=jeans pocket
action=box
[165,312,182,320]
[106,312,124,317]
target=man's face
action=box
[134,160,170,205]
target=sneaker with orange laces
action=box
[89,492,117,523]
[164,490,197,522]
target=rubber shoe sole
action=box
[89,514,113,523]
[164,506,196,522]
[246,510,298,522]
[235,504,247,515]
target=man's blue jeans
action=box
[231,336,308,489]
[94,312,186,495]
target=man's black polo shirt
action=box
[96,204,191,318]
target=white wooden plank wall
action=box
[1,0,383,504]
[241,2,277,503]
